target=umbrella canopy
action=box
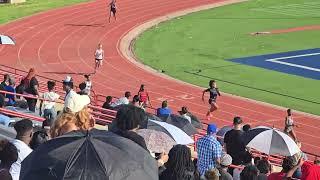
[137,129,176,153]
[216,125,233,144]
[20,129,158,180]
[188,113,203,129]
[146,112,164,122]
[146,120,194,145]
[242,126,272,145]
[0,35,15,45]
[161,114,198,135]
[246,128,300,156]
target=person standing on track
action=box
[109,0,117,22]
[138,84,151,108]
[94,43,104,71]
[284,109,299,142]
[202,80,221,120]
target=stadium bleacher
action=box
[0,64,319,175]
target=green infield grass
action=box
[134,0,320,115]
[0,0,89,24]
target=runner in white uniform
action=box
[94,43,104,70]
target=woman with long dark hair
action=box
[202,80,221,120]
[159,145,197,180]
[0,140,18,180]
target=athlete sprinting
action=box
[202,80,221,120]
[109,0,117,22]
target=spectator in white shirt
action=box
[179,106,192,123]
[111,91,131,107]
[84,75,92,95]
[63,76,91,113]
[10,119,33,180]
[39,81,60,123]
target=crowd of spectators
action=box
[0,71,320,180]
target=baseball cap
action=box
[207,124,217,134]
[220,153,232,166]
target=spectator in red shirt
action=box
[268,157,295,180]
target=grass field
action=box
[0,0,89,24]
[134,0,320,115]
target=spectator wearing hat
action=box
[179,106,191,123]
[224,117,246,166]
[218,154,233,180]
[10,119,33,180]
[62,76,75,110]
[111,91,131,107]
[197,124,222,176]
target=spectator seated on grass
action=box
[111,91,131,107]
[102,96,113,110]
[10,119,33,180]
[197,124,222,177]
[0,94,10,127]
[159,144,198,180]
[157,100,172,118]
[179,106,191,123]
[0,139,18,180]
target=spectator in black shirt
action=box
[224,117,246,166]
[102,96,113,110]
[23,68,39,112]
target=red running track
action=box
[0,0,319,156]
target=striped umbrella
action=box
[246,128,299,156]
[0,35,15,45]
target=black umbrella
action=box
[20,129,158,180]
[162,114,198,136]
[188,113,203,129]
[242,126,271,145]
[146,112,164,122]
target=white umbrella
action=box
[247,128,299,156]
[149,120,194,145]
[0,35,15,45]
